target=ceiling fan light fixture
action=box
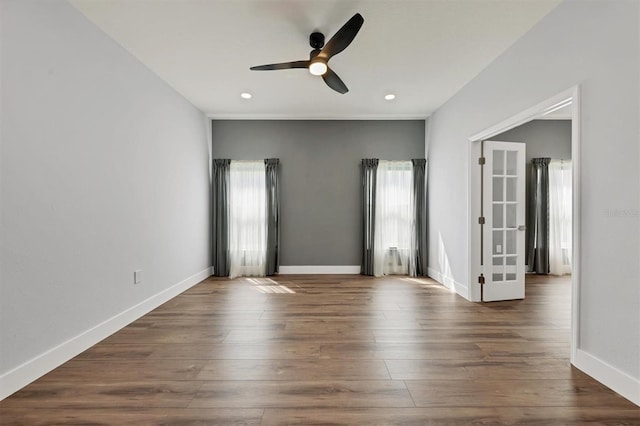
[384,94,396,101]
[309,60,328,76]
[240,92,252,99]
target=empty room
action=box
[1,0,639,424]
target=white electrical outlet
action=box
[134,270,142,284]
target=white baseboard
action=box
[0,267,212,401]
[278,265,361,274]
[428,266,468,298]
[573,349,640,407]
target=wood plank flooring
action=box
[1,274,639,425]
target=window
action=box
[374,161,413,276]
[548,160,572,275]
[228,161,267,278]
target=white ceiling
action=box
[69,0,561,119]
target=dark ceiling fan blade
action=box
[318,13,364,60]
[250,60,310,71]
[322,68,349,94]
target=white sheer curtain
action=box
[229,161,267,278]
[548,159,572,276]
[373,161,414,277]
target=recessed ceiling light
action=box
[384,94,396,101]
[241,92,252,99]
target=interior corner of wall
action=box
[205,117,213,161]
[427,266,469,300]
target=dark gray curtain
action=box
[527,157,550,274]
[411,159,428,276]
[212,159,231,277]
[265,158,280,276]
[361,159,378,275]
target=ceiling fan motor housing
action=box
[309,32,325,49]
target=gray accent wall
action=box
[211,120,425,266]
[492,119,572,162]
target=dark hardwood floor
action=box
[1,274,639,425]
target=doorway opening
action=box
[467,86,580,363]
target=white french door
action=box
[482,141,526,301]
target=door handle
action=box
[518,225,526,231]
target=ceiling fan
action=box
[249,13,364,94]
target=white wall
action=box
[427,0,639,402]
[0,0,210,397]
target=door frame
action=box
[467,85,580,364]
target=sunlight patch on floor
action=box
[246,277,296,294]
[400,277,453,292]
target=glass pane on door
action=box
[493,204,504,228]
[493,177,504,201]
[506,204,517,228]
[493,150,504,175]
[493,231,503,255]
[506,178,517,201]
[506,230,516,254]
[506,151,518,175]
